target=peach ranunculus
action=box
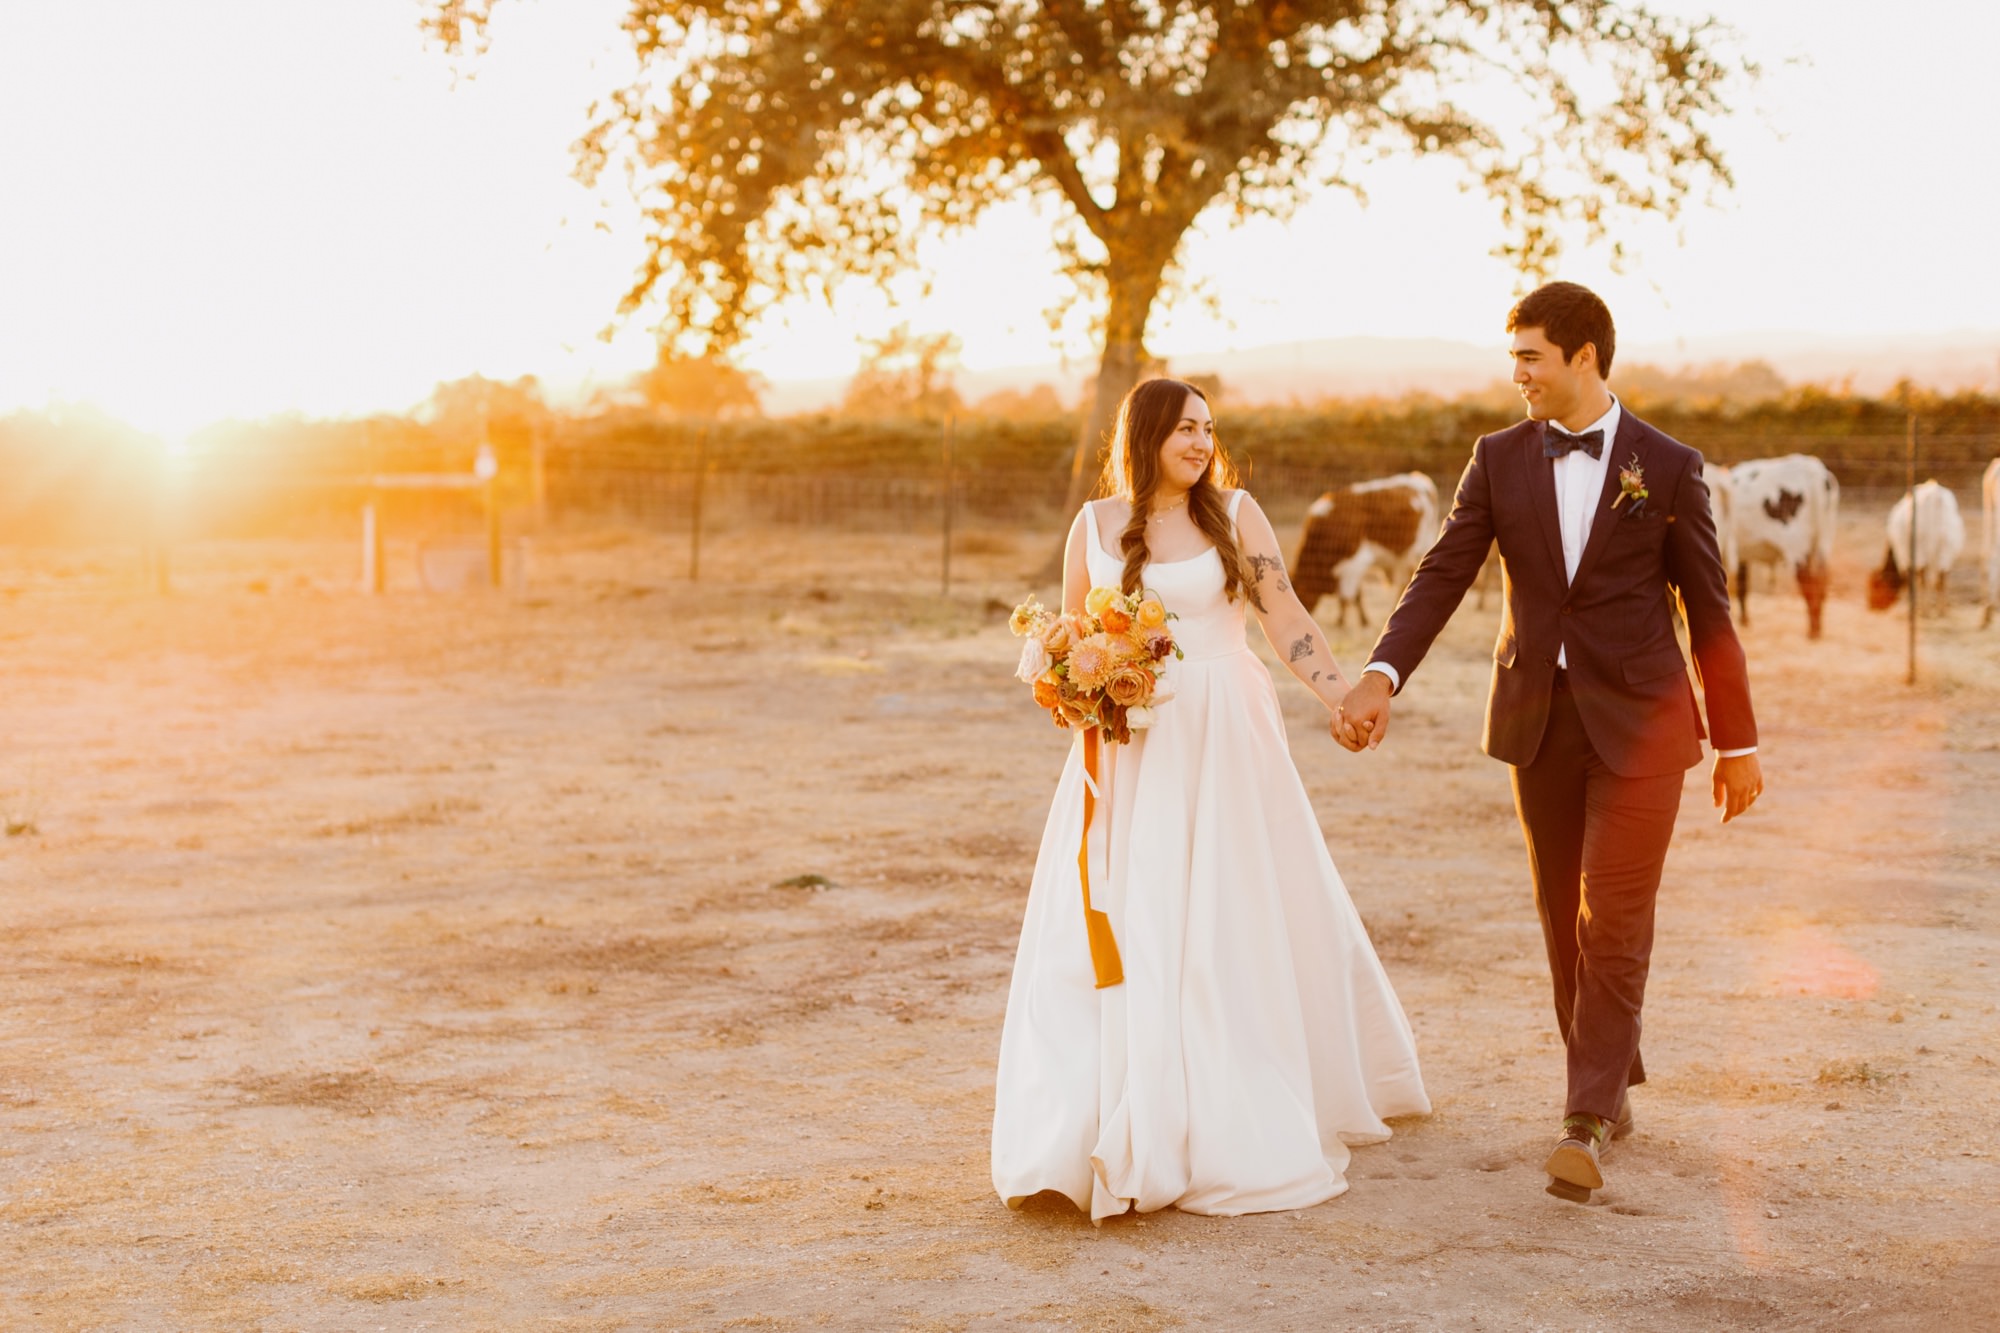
[1136,597,1166,628]
[1084,585,1119,618]
[1103,664,1156,709]
[1100,604,1132,634]
[1008,597,1045,637]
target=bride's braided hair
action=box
[1100,378,1263,611]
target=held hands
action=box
[1713,753,1764,824]
[1331,671,1393,753]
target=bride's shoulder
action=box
[1083,496,1134,527]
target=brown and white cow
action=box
[1869,479,1967,616]
[1981,458,2000,629]
[1727,454,1840,638]
[1291,473,1439,627]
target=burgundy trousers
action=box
[1509,675,1685,1122]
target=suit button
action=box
[1561,604,1574,616]
[1542,655,1555,667]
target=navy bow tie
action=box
[1544,426,1605,460]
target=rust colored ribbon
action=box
[1078,727,1125,989]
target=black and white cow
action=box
[1726,454,1840,638]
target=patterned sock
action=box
[1562,1113,1609,1145]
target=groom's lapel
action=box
[1569,412,1647,591]
[1526,422,1568,587]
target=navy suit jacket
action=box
[1368,410,1757,777]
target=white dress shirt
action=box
[1359,396,1754,758]
[1550,396,1621,665]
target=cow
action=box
[1727,454,1840,639]
[1291,473,1439,627]
[1703,461,1739,588]
[1869,480,1966,617]
[1982,458,2000,629]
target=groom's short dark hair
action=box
[1508,282,1616,378]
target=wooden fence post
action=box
[475,443,502,589]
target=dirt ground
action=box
[2,494,1996,1331]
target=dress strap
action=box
[1226,488,1247,532]
[1082,499,1101,551]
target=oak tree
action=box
[430,0,1745,525]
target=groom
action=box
[1335,282,1762,1203]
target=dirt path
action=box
[1,512,1995,1330]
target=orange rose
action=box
[1103,664,1156,709]
[1031,672,1064,710]
[1038,617,1074,656]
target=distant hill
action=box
[758,330,2000,415]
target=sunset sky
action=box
[2,0,1995,437]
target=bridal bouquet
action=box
[1008,586,1180,744]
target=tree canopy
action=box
[840,325,964,420]
[633,349,769,418]
[430,0,1747,519]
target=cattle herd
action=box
[1290,454,2000,635]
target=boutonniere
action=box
[1611,454,1650,514]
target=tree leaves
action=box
[431,0,1747,362]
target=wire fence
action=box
[535,437,2000,536]
[2,426,1995,547]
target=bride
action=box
[991,377,1430,1221]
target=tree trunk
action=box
[1034,271,1161,582]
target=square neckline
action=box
[1088,493,1241,567]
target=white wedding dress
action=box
[992,493,1430,1221]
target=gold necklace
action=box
[1148,494,1188,524]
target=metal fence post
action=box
[1906,414,1918,686]
[941,413,956,595]
[689,425,709,582]
[362,499,385,594]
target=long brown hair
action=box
[1097,378,1262,610]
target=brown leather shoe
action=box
[1607,1094,1635,1147]
[1544,1115,1607,1201]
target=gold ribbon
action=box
[1078,726,1125,989]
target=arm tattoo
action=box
[1288,635,1314,663]
[1248,552,1288,591]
